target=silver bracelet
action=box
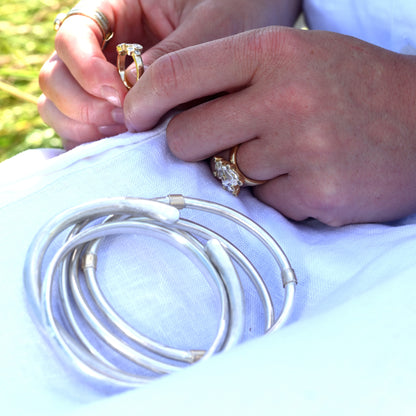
[24,195,297,387]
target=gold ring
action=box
[116,43,144,89]
[212,146,266,196]
[54,7,114,49]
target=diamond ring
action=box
[117,43,144,89]
[212,145,266,196]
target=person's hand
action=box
[124,27,416,226]
[38,0,298,148]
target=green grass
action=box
[0,0,73,162]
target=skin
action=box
[38,0,297,146]
[38,0,416,226]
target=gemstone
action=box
[213,158,243,196]
[127,44,143,55]
[117,43,143,56]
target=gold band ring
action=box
[212,146,266,196]
[116,43,144,89]
[54,7,114,49]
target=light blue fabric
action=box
[304,0,416,53]
[0,121,415,415]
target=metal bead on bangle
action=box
[54,7,114,49]
[23,194,297,387]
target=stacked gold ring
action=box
[54,7,114,49]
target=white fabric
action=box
[1,120,415,415]
[2,1,416,413]
[303,0,416,53]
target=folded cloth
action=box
[0,120,415,415]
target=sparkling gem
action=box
[213,158,243,196]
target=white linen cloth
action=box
[304,0,416,53]
[0,119,415,415]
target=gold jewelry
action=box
[116,43,144,89]
[212,146,266,196]
[54,7,114,49]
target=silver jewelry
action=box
[24,195,297,387]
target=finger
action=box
[38,94,127,146]
[164,90,292,183]
[131,12,237,88]
[253,176,311,222]
[141,3,243,65]
[124,30,264,132]
[165,82,293,182]
[40,53,125,126]
[54,3,127,106]
[231,134,292,181]
[165,89,261,162]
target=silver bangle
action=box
[24,195,297,388]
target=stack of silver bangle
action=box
[23,194,297,388]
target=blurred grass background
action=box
[0,0,73,162]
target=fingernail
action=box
[111,108,125,124]
[101,85,122,107]
[125,72,137,88]
[128,67,138,79]
[127,65,148,86]
[98,124,127,137]
[125,120,137,133]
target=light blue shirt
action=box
[303,0,416,53]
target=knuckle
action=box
[313,182,339,211]
[38,66,48,92]
[78,102,92,124]
[70,124,96,144]
[239,27,302,84]
[307,134,337,160]
[151,38,185,58]
[301,177,346,226]
[250,27,280,52]
[246,26,291,59]
[54,30,67,56]
[150,51,186,99]
[38,55,59,94]
[286,83,321,116]
[37,94,47,118]
[37,105,51,130]
[59,120,99,146]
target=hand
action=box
[38,0,296,148]
[124,27,416,226]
